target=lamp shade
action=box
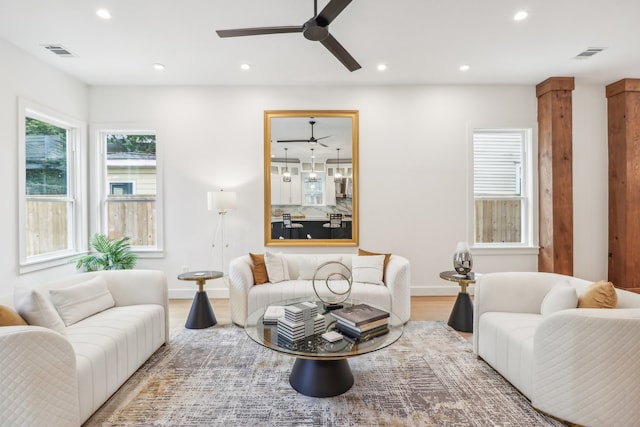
[208,190,237,212]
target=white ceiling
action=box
[1,0,639,87]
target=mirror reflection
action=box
[265,110,358,246]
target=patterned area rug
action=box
[84,321,566,427]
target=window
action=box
[473,128,533,246]
[19,100,86,269]
[97,130,162,252]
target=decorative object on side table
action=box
[453,241,473,275]
[312,260,352,311]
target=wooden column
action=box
[536,77,575,275]
[606,78,640,290]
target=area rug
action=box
[84,321,566,427]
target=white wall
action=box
[0,38,610,299]
[0,39,89,296]
[88,84,609,297]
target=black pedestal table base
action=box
[289,358,354,397]
[447,291,473,332]
[186,291,217,329]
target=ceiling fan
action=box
[216,0,361,72]
[277,119,332,147]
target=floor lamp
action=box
[207,190,237,274]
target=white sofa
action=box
[0,269,169,427]
[228,253,411,326]
[473,271,640,427]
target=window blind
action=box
[473,131,524,196]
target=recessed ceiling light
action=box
[96,9,112,19]
[240,63,251,70]
[459,64,470,71]
[377,63,387,71]
[514,10,528,21]
[153,63,165,71]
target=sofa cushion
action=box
[0,305,27,326]
[14,288,66,334]
[65,304,166,422]
[540,282,578,316]
[264,251,290,283]
[249,253,269,285]
[478,312,542,399]
[49,276,116,326]
[351,255,385,285]
[358,249,391,282]
[578,280,618,308]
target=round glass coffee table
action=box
[245,298,403,397]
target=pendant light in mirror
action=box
[282,148,291,182]
[308,148,317,182]
[334,148,342,183]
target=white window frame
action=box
[18,98,87,272]
[92,126,164,256]
[470,127,537,252]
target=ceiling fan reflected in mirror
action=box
[216,0,361,72]
[277,118,332,147]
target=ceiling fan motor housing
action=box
[303,20,329,41]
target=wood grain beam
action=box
[536,77,575,275]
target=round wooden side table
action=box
[439,271,477,333]
[178,270,222,329]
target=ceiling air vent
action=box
[574,47,606,59]
[42,44,76,57]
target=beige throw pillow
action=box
[351,255,385,285]
[49,276,115,326]
[264,251,290,284]
[540,282,578,316]
[578,280,618,308]
[14,288,66,334]
[358,249,391,284]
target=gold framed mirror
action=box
[264,110,358,246]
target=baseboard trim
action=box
[168,285,475,299]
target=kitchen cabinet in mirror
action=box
[264,110,358,246]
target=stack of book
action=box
[277,302,325,343]
[262,305,285,325]
[331,303,390,342]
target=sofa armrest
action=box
[0,326,81,427]
[473,271,568,353]
[532,308,640,427]
[229,255,255,326]
[384,255,411,323]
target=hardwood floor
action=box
[169,296,471,339]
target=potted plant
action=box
[76,233,138,271]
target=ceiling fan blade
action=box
[277,139,310,143]
[216,26,303,38]
[320,33,361,72]
[317,0,352,26]
[319,142,330,147]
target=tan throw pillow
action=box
[250,253,269,285]
[0,305,27,326]
[358,249,392,284]
[578,280,618,308]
